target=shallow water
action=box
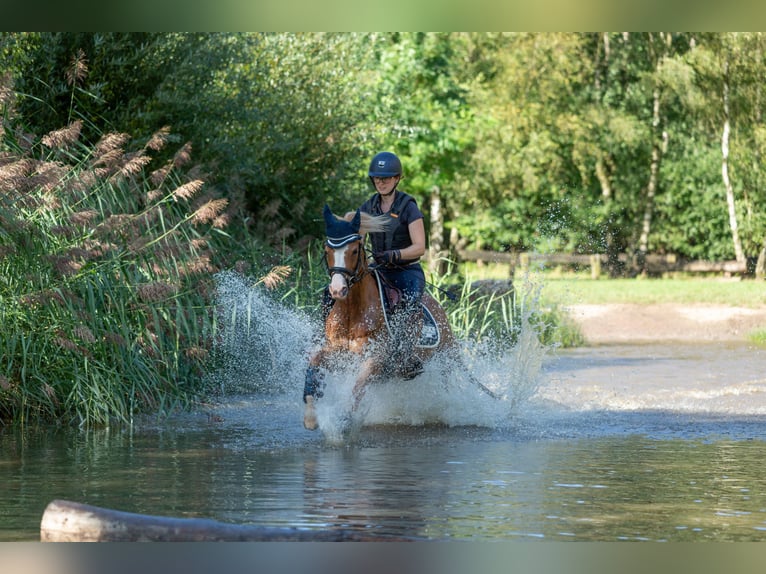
[4,340,766,542]
[5,275,766,541]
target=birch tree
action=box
[634,33,671,273]
[686,33,752,263]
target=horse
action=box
[302,205,459,431]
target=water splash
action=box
[210,270,550,437]
[210,270,317,395]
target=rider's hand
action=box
[373,250,400,265]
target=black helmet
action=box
[368,151,402,178]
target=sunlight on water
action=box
[212,271,550,441]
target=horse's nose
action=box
[330,285,348,300]
[329,275,348,299]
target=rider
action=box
[359,151,426,379]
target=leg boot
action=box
[303,366,324,430]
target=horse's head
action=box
[323,205,366,300]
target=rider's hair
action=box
[342,211,392,235]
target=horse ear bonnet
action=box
[323,205,362,248]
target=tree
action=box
[3,33,378,246]
[360,33,479,273]
[684,33,766,264]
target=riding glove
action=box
[373,249,400,265]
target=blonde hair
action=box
[342,211,392,235]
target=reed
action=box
[0,118,258,428]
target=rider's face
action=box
[372,175,399,195]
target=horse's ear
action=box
[323,204,334,225]
[350,209,361,233]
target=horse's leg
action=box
[388,304,424,379]
[350,356,380,413]
[303,350,327,430]
[303,396,319,431]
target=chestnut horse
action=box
[302,205,458,431]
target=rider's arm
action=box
[399,218,426,261]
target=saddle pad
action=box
[373,270,440,349]
[417,305,440,349]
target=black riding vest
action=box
[362,191,418,264]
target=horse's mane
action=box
[341,211,393,235]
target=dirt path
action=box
[565,303,766,344]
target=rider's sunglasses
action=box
[372,176,397,183]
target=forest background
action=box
[2,32,766,426]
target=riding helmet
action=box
[368,151,402,178]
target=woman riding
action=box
[356,151,426,379]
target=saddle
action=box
[372,270,440,349]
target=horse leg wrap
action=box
[303,366,324,403]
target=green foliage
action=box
[138,33,377,242]
[656,136,735,259]
[2,33,378,246]
[5,32,766,264]
[363,33,479,226]
[1,33,166,141]
[749,329,766,346]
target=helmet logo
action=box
[377,160,386,168]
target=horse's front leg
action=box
[303,349,328,431]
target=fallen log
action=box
[40,499,418,542]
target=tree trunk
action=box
[635,87,665,274]
[595,155,621,277]
[428,184,447,276]
[721,56,746,263]
[40,499,417,542]
[593,34,622,278]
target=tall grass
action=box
[0,116,258,427]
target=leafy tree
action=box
[4,32,766,269]
[682,33,766,263]
[359,33,480,270]
[456,34,596,253]
[2,33,378,246]
[138,33,377,244]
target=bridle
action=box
[323,234,368,289]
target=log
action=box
[40,499,418,542]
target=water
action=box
[3,274,766,541]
